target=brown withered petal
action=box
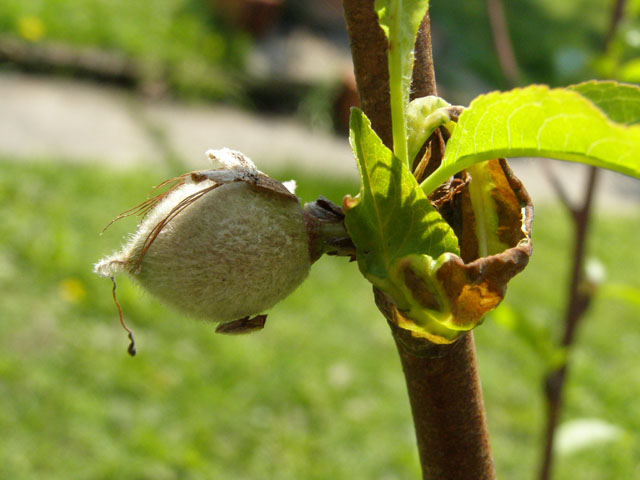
[252,173,300,199]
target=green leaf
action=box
[344,109,462,342]
[421,83,640,195]
[344,110,535,344]
[375,0,430,167]
[344,108,458,280]
[569,81,640,125]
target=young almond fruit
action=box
[95,149,351,346]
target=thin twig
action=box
[540,159,578,219]
[561,167,599,347]
[538,0,626,475]
[411,10,447,175]
[411,11,438,98]
[538,166,599,480]
[603,0,628,51]
[485,0,521,87]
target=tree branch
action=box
[603,0,627,51]
[540,159,578,219]
[538,166,599,480]
[538,1,626,476]
[485,0,521,87]
[342,3,496,478]
[342,0,392,148]
[393,328,497,479]
[411,10,447,176]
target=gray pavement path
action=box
[1,71,638,210]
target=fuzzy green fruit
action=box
[95,149,311,324]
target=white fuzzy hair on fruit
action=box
[95,150,311,322]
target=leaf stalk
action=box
[389,32,409,167]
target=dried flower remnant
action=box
[95,149,348,350]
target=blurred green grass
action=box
[0,0,250,100]
[0,158,639,479]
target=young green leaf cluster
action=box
[343,1,640,344]
[344,108,533,343]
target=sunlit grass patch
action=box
[0,157,638,479]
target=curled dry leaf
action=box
[381,159,533,346]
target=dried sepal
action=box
[132,183,222,273]
[215,315,268,335]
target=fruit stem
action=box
[303,197,355,263]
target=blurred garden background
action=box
[1,1,639,479]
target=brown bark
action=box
[394,331,496,480]
[411,10,447,175]
[342,0,392,148]
[411,11,438,99]
[342,2,496,478]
